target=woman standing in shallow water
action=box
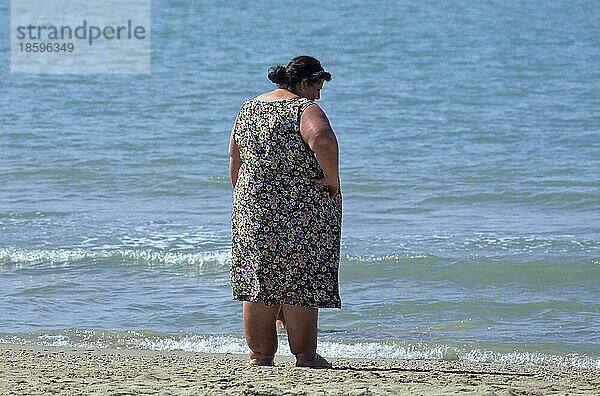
[229,56,342,368]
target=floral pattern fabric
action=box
[230,97,342,308]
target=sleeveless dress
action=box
[230,97,342,308]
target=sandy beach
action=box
[0,344,598,395]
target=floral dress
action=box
[230,97,342,308]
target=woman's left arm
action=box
[229,120,242,189]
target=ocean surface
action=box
[1,1,599,368]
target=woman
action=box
[229,56,342,368]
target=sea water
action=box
[1,1,599,368]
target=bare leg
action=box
[282,304,331,368]
[243,301,280,365]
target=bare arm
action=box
[300,104,339,197]
[228,119,242,189]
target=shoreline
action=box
[1,343,598,395]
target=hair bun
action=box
[268,65,288,84]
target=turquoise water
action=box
[1,1,599,368]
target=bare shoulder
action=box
[300,103,333,143]
[255,89,298,102]
[301,103,331,128]
[254,92,273,101]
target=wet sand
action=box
[0,343,598,395]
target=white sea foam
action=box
[0,247,230,274]
[2,332,598,369]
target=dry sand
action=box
[1,343,598,395]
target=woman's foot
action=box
[295,353,332,369]
[249,351,275,367]
[249,358,275,366]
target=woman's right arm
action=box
[300,105,340,197]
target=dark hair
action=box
[268,56,332,91]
